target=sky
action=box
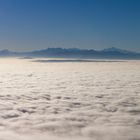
[0,0,140,52]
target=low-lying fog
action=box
[0,58,140,140]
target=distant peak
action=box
[0,49,10,52]
[103,47,121,51]
[102,47,131,53]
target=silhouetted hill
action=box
[0,47,140,59]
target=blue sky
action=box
[0,0,140,52]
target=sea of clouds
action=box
[0,58,140,140]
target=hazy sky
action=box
[0,0,140,52]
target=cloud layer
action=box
[0,58,140,140]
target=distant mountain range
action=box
[0,47,140,59]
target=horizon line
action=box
[0,47,139,53]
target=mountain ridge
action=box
[0,47,140,59]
